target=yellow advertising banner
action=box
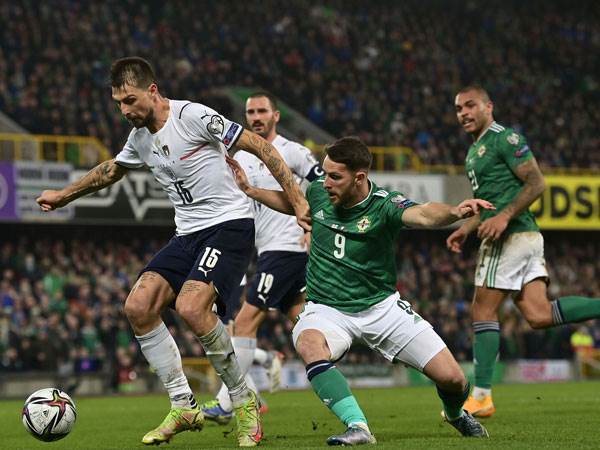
[530,175,600,229]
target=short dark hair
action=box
[110,57,156,89]
[457,84,491,102]
[325,136,372,171]
[247,91,278,111]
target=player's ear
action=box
[355,170,367,186]
[273,110,281,123]
[148,83,158,97]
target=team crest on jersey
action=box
[507,133,520,145]
[207,115,225,136]
[162,145,170,157]
[477,145,486,157]
[357,216,371,232]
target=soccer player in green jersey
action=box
[450,85,600,418]
[227,136,492,445]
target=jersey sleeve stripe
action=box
[178,102,192,119]
[114,160,143,169]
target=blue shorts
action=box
[246,251,307,314]
[141,219,254,317]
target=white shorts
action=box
[475,231,548,291]
[292,292,444,370]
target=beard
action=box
[250,119,274,138]
[129,108,154,129]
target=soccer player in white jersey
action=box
[36,57,309,448]
[202,92,322,424]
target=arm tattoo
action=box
[64,159,126,201]
[502,161,545,219]
[249,134,296,196]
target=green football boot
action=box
[234,391,263,447]
[142,405,204,445]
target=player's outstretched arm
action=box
[225,156,300,218]
[36,159,128,211]
[402,199,494,229]
[236,130,311,230]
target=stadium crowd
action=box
[1,0,599,168]
[1,227,599,381]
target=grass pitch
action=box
[3,381,599,449]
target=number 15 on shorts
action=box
[198,247,221,275]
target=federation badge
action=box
[357,216,371,233]
[514,145,530,157]
[222,123,240,145]
[390,194,414,209]
[207,115,225,136]
[477,145,486,157]
[507,132,519,145]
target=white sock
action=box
[215,337,257,412]
[233,337,257,374]
[253,348,268,365]
[197,321,249,407]
[472,386,492,401]
[217,373,260,413]
[136,322,195,408]
[350,421,371,434]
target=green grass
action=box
[3,382,600,449]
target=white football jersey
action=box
[115,100,252,235]
[235,135,322,255]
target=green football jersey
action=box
[305,178,417,313]
[465,121,539,234]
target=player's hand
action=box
[453,199,494,219]
[446,228,468,253]
[36,190,67,211]
[300,231,312,254]
[225,156,251,193]
[477,213,509,241]
[294,199,312,232]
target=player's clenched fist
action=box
[36,190,67,211]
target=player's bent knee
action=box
[295,329,331,363]
[175,297,204,322]
[439,370,466,391]
[424,348,466,390]
[526,315,552,329]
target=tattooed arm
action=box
[36,159,128,211]
[236,129,311,230]
[477,158,545,240]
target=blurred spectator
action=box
[1,225,599,375]
[1,1,599,168]
[570,324,595,358]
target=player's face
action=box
[245,96,280,138]
[112,83,157,129]
[455,91,493,137]
[322,156,365,207]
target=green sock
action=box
[437,382,470,421]
[554,296,600,324]
[309,364,367,427]
[472,322,500,389]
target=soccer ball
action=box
[22,388,77,442]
